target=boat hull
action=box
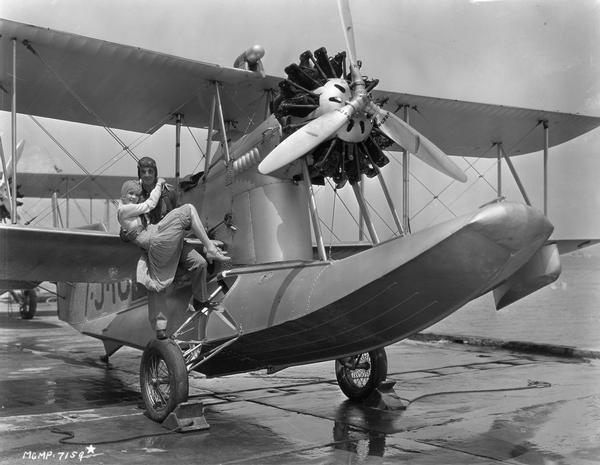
[197,201,554,375]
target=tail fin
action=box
[57,282,88,329]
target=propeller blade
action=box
[369,103,466,182]
[259,106,354,175]
[413,134,467,183]
[370,105,420,154]
[337,0,358,67]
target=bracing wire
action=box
[28,116,119,205]
[387,151,457,218]
[26,103,179,226]
[362,194,398,236]
[22,40,140,162]
[325,178,361,230]
[186,124,206,174]
[328,186,338,258]
[419,120,543,228]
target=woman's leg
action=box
[183,204,230,262]
[186,204,211,243]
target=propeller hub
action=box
[267,47,389,184]
[316,79,349,114]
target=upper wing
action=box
[371,91,600,157]
[2,18,599,156]
[0,18,280,134]
[16,172,175,199]
[0,223,139,286]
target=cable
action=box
[22,40,139,162]
[404,380,551,407]
[325,178,361,230]
[388,151,457,219]
[328,187,338,258]
[50,426,180,446]
[186,124,206,174]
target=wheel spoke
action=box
[145,353,171,411]
[347,353,371,388]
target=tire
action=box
[19,289,37,320]
[335,348,388,400]
[140,339,189,422]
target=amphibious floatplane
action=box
[1,2,599,424]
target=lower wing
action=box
[0,223,139,287]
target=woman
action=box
[117,178,229,295]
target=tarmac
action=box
[1,301,599,464]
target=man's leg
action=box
[179,243,208,303]
[179,243,210,341]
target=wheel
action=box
[335,347,388,400]
[19,289,37,320]
[140,339,189,422]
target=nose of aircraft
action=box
[467,201,554,253]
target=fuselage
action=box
[53,107,557,375]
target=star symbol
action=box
[85,445,96,455]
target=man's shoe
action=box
[156,329,167,340]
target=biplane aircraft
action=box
[1,1,600,424]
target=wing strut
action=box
[10,38,17,224]
[214,82,231,164]
[498,143,531,206]
[203,96,216,181]
[351,183,379,244]
[362,143,404,236]
[302,160,327,261]
[175,113,182,199]
[402,106,411,234]
[542,120,549,216]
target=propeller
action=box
[259,0,466,184]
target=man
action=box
[138,157,177,225]
[233,45,266,78]
[137,156,221,338]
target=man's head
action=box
[138,157,158,191]
[245,45,265,64]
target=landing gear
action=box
[139,281,242,423]
[10,289,37,320]
[335,347,388,400]
[139,339,189,422]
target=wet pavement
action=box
[1,302,600,464]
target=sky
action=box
[0,0,599,239]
